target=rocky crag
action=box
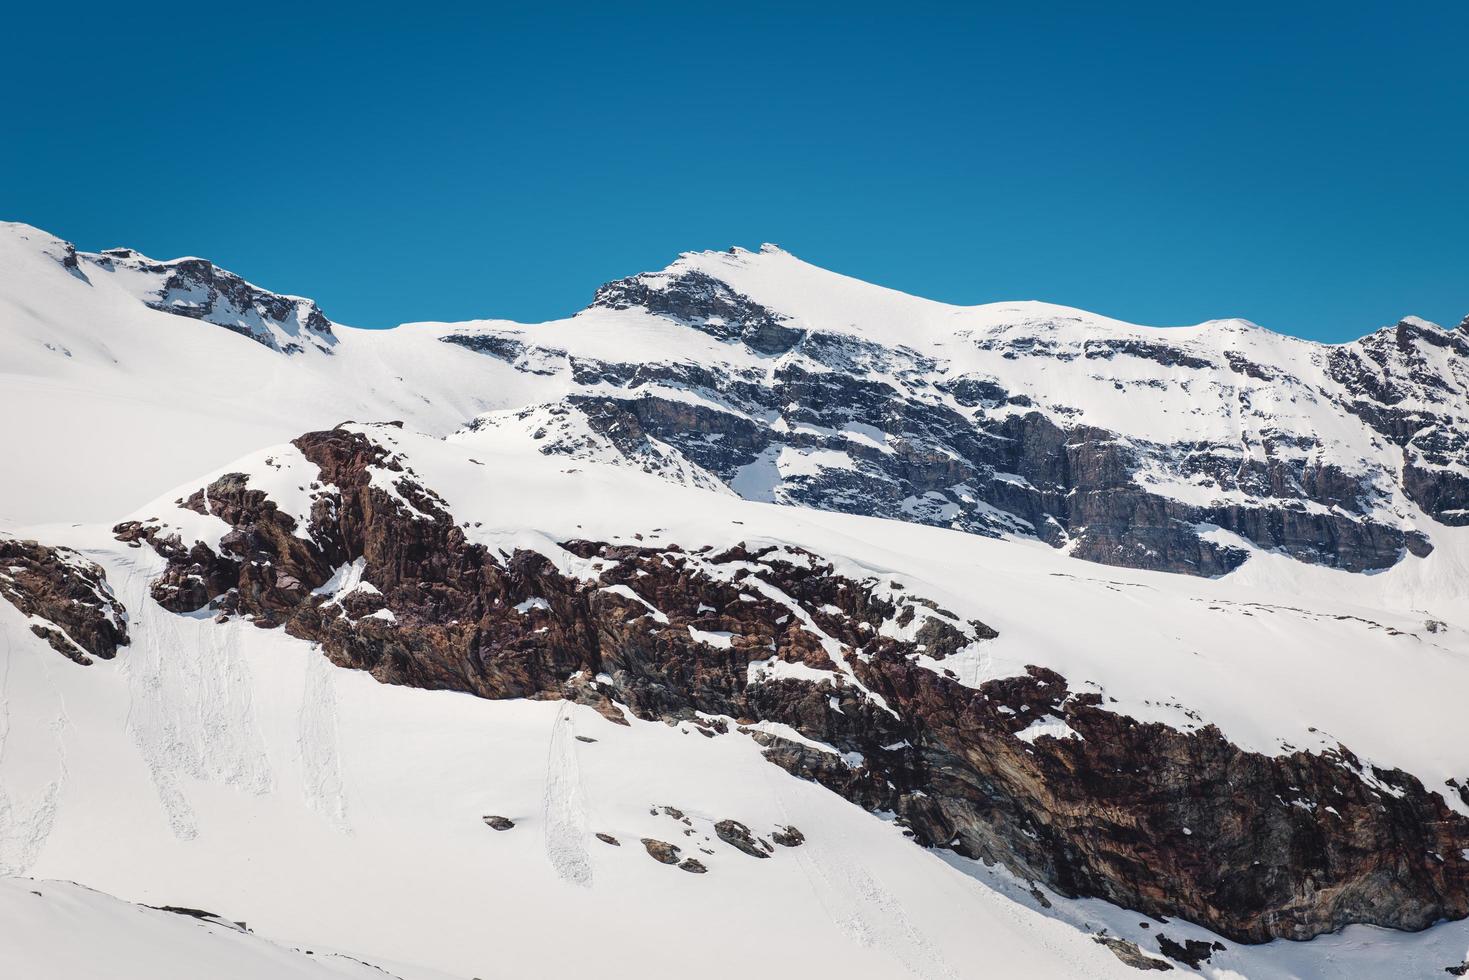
[0,537,129,665]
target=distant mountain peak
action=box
[586,256,806,355]
[1397,314,1442,331]
[80,246,338,356]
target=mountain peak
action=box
[80,246,339,356]
[0,221,87,279]
[586,251,806,355]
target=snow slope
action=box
[0,538,1147,980]
[1,425,1467,977]
[0,877,459,980]
[0,224,540,524]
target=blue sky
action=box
[5,2,1465,340]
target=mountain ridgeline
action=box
[454,247,1469,577]
[17,224,1469,578]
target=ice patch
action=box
[1014,715,1082,745]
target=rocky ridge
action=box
[81,247,338,355]
[113,423,1469,943]
[449,249,1468,577]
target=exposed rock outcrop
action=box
[590,259,805,355]
[1155,934,1221,969]
[1329,318,1469,529]
[0,537,128,665]
[641,839,681,865]
[771,825,805,848]
[714,820,772,858]
[861,663,1469,942]
[116,424,1469,943]
[83,248,337,355]
[1094,935,1174,971]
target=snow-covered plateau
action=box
[1,221,1467,978]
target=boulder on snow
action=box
[772,825,805,848]
[714,820,771,858]
[641,839,680,865]
[1093,935,1173,971]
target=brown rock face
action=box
[641,839,681,865]
[115,424,1469,943]
[853,662,1469,942]
[0,538,129,665]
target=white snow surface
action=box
[0,877,457,980]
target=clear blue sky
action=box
[5,2,1465,340]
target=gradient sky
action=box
[5,2,1466,340]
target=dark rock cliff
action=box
[114,425,1469,943]
[592,267,805,355]
[451,268,1465,578]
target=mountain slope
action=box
[0,878,456,980]
[0,532,1149,979]
[105,421,1469,939]
[0,224,531,524]
[1,421,1467,976]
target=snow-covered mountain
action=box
[453,245,1468,576]
[2,221,1468,978]
[4,222,1464,579]
[86,246,340,355]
